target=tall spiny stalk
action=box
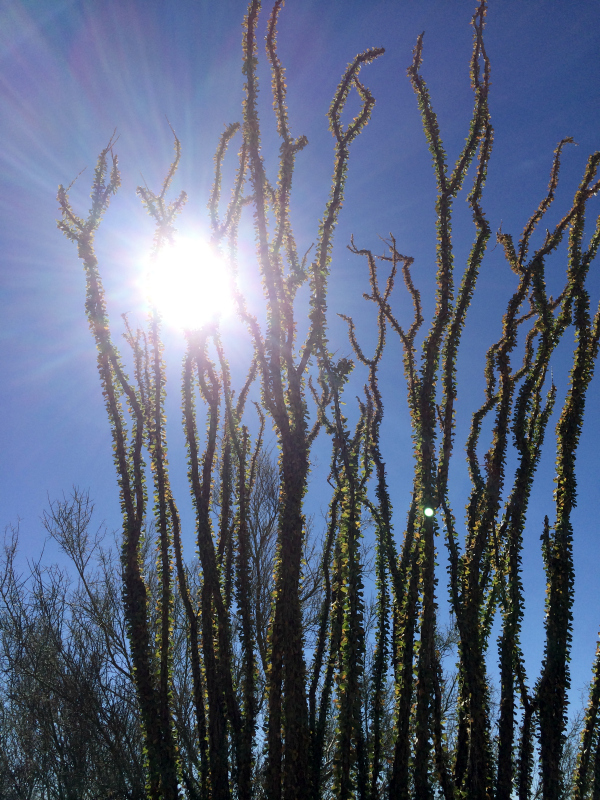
[221,4,384,799]
[57,136,182,800]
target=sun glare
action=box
[144,237,233,330]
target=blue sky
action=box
[1,0,600,707]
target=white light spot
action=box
[144,237,233,330]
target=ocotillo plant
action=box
[57,1,600,799]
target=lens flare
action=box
[144,237,233,330]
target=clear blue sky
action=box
[1,0,600,707]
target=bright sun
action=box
[144,237,233,330]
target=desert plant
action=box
[54,1,600,798]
